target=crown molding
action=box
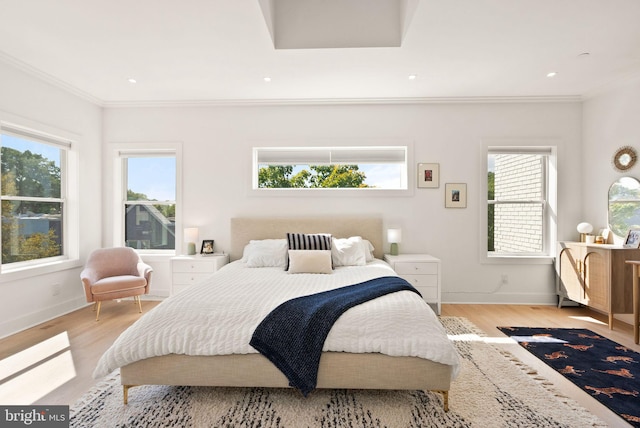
[102,95,582,108]
[0,51,104,106]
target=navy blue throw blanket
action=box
[249,276,421,396]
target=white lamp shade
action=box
[387,228,402,243]
[184,227,199,243]
[576,222,593,234]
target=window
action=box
[1,127,69,266]
[253,146,408,190]
[484,145,556,261]
[120,152,176,251]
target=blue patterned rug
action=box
[498,327,640,427]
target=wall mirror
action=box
[612,146,637,171]
[608,176,640,238]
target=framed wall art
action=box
[445,183,467,208]
[417,163,439,188]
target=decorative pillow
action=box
[331,236,367,266]
[287,250,333,274]
[286,232,332,270]
[242,239,288,267]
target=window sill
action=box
[482,255,554,265]
[0,258,83,283]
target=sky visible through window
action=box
[2,134,60,166]
[127,157,176,201]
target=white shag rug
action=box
[70,317,606,427]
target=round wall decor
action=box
[612,146,637,171]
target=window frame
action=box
[113,144,182,255]
[0,119,80,278]
[251,144,413,197]
[480,140,557,265]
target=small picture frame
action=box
[417,163,439,188]
[200,240,215,254]
[624,230,640,248]
[445,183,467,208]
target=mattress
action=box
[94,259,460,379]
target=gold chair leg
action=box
[135,296,142,313]
[95,301,101,321]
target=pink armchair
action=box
[81,247,153,321]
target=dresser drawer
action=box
[172,260,215,273]
[394,262,438,275]
[173,272,211,285]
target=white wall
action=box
[104,101,583,304]
[583,76,640,235]
[0,61,103,338]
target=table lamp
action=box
[184,227,199,255]
[387,228,402,256]
[577,222,593,242]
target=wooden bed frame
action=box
[120,217,453,410]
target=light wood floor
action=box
[1,302,638,426]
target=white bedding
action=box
[94,260,460,379]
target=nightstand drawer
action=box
[401,274,438,289]
[172,260,215,273]
[395,262,438,275]
[173,272,211,285]
[414,286,438,301]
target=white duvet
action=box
[94,260,460,379]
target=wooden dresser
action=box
[556,241,640,328]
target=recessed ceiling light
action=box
[546,72,557,78]
[127,78,137,84]
[263,77,272,83]
[408,74,417,80]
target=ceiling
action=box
[0,0,639,106]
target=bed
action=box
[95,217,460,410]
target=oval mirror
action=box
[608,176,640,238]
[612,146,637,171]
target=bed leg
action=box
[123,385,132,405]
[433,390,449,412]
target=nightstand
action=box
[170,254,229,295]
[384,254,441,315]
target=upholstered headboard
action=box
[230,217,383,262]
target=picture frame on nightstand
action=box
[200,239,215,254]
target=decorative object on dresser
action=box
[170,253,229,295]
[201,239,215,254]
[576,222,593,242]
[384,253,441,314]
[444,183,467,208]
[625,230,640,248]
[387,228,401,256]
[556,241,640,329]
[184,227,199,255]
[417,163,439,188]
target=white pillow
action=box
[363,239,375,262]
[331,236,367,267]
[287,250,333,274]
[242,239,288,268]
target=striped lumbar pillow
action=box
[285,233,332,270]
